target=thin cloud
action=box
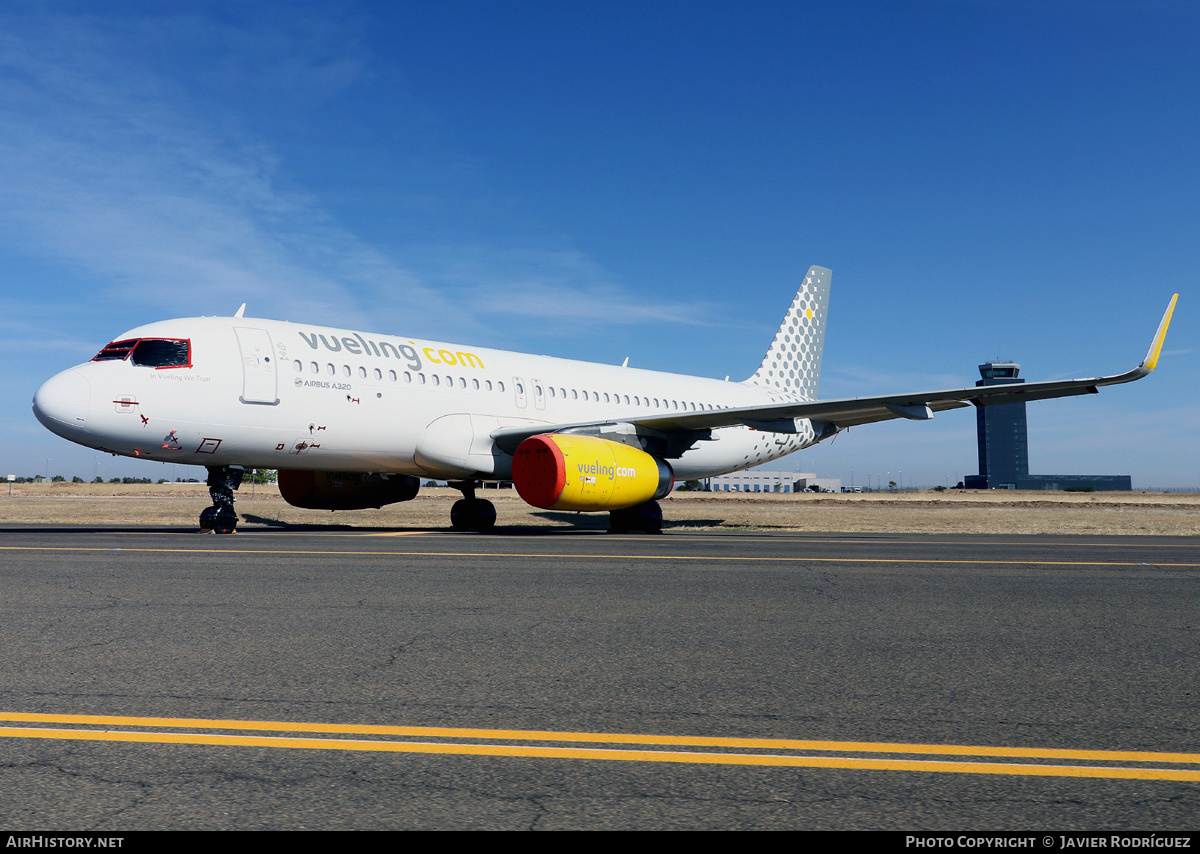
[0,7,719,348]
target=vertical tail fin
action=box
[745,265,831,399]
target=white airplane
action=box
[32,266,1176,534]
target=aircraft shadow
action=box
[529,512,728,530]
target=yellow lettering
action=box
[438,349,457,365]
[423,347,441,364]
[456,351,485,369]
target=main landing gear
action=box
[449,480,496,532]
[609,500,663,534]
[200,465,244,534]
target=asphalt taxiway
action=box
[1,526,1197,829]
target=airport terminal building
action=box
[703,470,842,493]
[964,362,1131,491]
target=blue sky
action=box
[3,0,1196,488]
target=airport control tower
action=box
[968,362,1028,489]
[963,361,1131,491]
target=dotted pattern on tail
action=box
[747,265,831,400]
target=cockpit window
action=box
[93,339,138,361]
[131,339,191,368]
[92,338,191,368]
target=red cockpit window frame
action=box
[92,338,192,369]
[92,339,138,361]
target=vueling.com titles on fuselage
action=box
[297,331,485,372]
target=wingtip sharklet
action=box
[1141,294,1178,372]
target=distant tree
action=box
[93,476,104,483]
[72,476,84,483]
[676,480,703,492]
[51,475,66,482]
[888,480,897,490]
[250,469,278,484]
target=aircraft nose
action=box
[33,369,91,434]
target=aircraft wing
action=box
[491,295,1177,454]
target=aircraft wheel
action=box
[199,506,216,533]
[609,501,662,534]
[212,506,238,535]
[639,500,663,534]
[451,498,496,532]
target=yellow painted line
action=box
[1,726,1196,781]
[0,546,1196,567]
[2,713,1197,765]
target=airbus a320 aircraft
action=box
[32,267,1176,534]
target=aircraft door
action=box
[234,327,279,405]
[531,378,546,410]
[513,377,528,409]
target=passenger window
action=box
[293,360,302,372]
[374,368,382,380]
[359,367,368,379]
[310,362,319,374]
[343,365,351,377]
[418,373,426,384]
[432,375,440,386]
[486,380,493,391]
[130,339,191,369]
[498,381,505,392]
[327,364,335,375]
[473,378,480,390]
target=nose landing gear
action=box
[201,465,244,534]
[449,480,497,532]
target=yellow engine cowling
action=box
[512,434,673,511]
[277,470,420,510]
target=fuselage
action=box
[33,316,817,481]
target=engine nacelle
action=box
[277,470,420,510]
[512,434,673,512]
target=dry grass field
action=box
[2,481,1198,535]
